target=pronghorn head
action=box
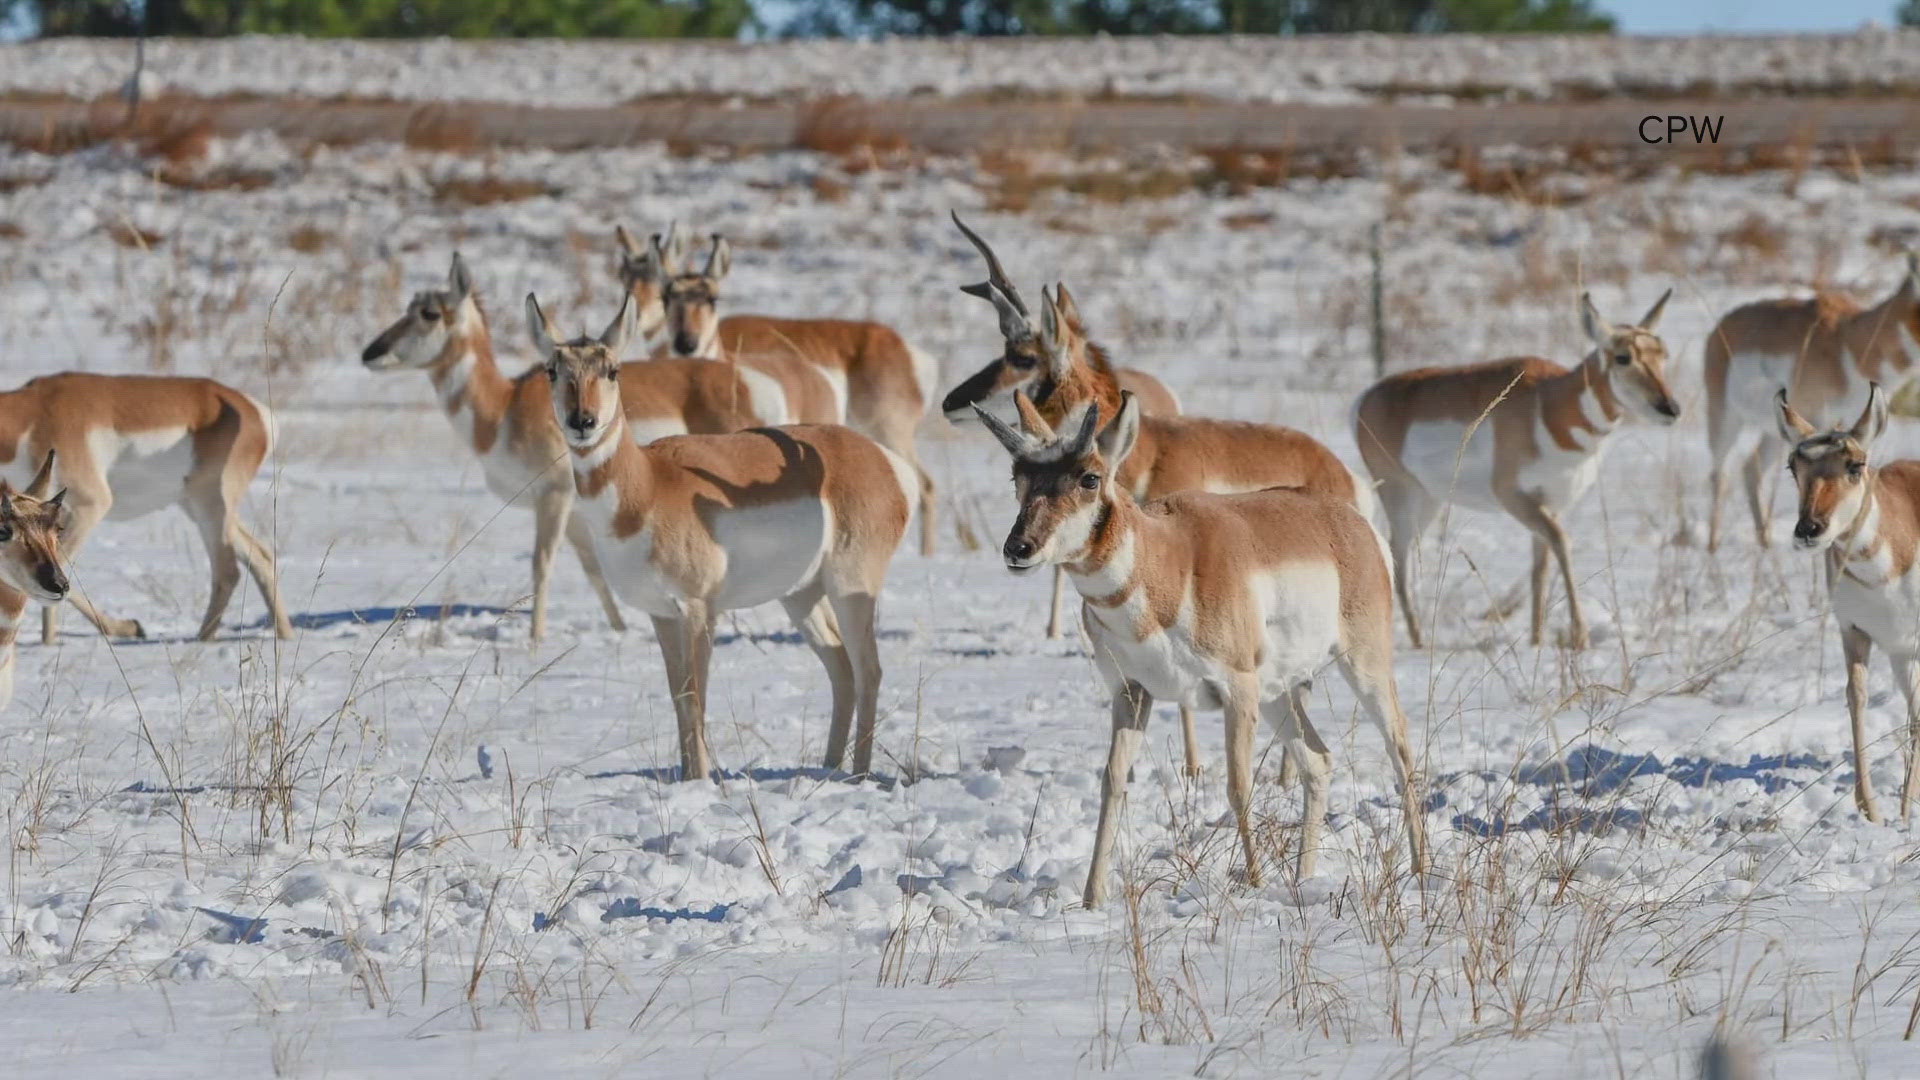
[528,292,635,449]
[660,233,731,359]
[0,451,69,604]
[1779,383,1887,551]
[942,212,1093,424]
[613,222,684,345]
[362,252,481,371]
[975,390,1141,573]
[1581,289,1680,424]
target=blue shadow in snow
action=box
[250,604,517,632]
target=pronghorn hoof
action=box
[126,621,147,641]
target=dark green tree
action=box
[0,0,752,37]
[1900,0,1920,26]
[782,0,1614,35]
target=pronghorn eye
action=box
[421,308,441,322]
[1008,351,1037,370]
[545,366,558,382]
[1614,351,1631,365]
[0,526,14,543]
[1079,472,1100,490]
[1848,461,1865,480]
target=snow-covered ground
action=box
[7,117,1920,1076]
[5,30,1920,106]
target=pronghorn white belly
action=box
[1253,563,1346,694]
[628,417,690,446]
[1832,564,1920,658]
[1399,418,1501,511]
[711,499,832,609]
[475,441,554,508]
[809,363,850,421]
[1723,351,1813,449]
[1083,610,1209,706]
[737,366,793,425]
[90,427,195,519]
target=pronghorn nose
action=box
[39,566,67,597]
[673,331,700,356]
[1794,518,1825,542]
[568,412,597,434]
[361,341,388,364]
[1004,536,1036,563]
[1655,399,1680,419]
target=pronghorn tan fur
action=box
[976,392,1425,906]
[1779,383,1920,823]
[623,223,941,555]
[530,291,916,779]
[361,252,779,642]
[1354,290,1680,650]
[0,373,292,644]
[942,211,1372,781]
[1705,255,1920,550]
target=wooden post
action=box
[1369,221,1386,381]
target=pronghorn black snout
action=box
[672,331,700,356]
[1655,398,1680,420]
[1003,536,1037,563]
[361,340,389,365]
[567,411,598,436]
[1794,517,1826,543]
[38,564,67,598]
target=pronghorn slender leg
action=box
[1379,480,1437,649]
[1224,674,1265,889]
[828,591,883,776]
[652,606,715,781]
[779,585,855,772]
[1262,683,1330,881]
[1741,441,1773,549]
[48,490,142,643]
[0,628,16,709]
[528,486,570,643]
[1084,679,1152,909]
[1335,640,1427,875]
[1891,653,1920,821]
[184,492,242,642]
[915,462,937,558]
[1707,456,1730,554]
[563,506,626,633]
[1179,704,1202,779]
[1045,567,1069,639]
[1843,625,1883,823]
[232,523,294,639]
[1528,533,1550,647]
[1503,495,1586,650]
[875,418,936,558]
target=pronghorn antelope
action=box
[361,252,782,642]
[0,453,70,707]
[1706,256,1920,551]
[1354,291,1679,650]
[975,393,1425,906]
[529,291,916,780]
[0,373,293,644]
[636,225,942,556]
[1778,383,1920,822]
[944,212,1373,780]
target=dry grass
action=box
[153,163,278,192]
[431,176,559,206]
[103,222,164,250]
[404,104,481,154]
[285,224,333,254]
[0,221,22,241]
[795,96,908,157]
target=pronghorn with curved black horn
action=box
[975,392,1425,906]
[943,211,1373,780]
[629,224,942,556]
[1705,254,1920,551]
[529,291,916,780]
[361,252,785,642]
[0,374,293,644]
[1354,290,1680,650]
[1778,383,1920,823]
[0,452,70,705]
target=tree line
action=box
[5,0,1623,38]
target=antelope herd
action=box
[7,212,1920,904]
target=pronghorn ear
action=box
[1905,251,1920,293]
[614,224,643,257]
[1066,400,1101,457]
[448,251,473,300]
[23,450,56,500]
[650,229,678,279]
[1776,388,1817,443]
[973,404,1033,458]
[1579,292,1608,347]
[704,235,732,281]
[1013,390,1056,441]
[600,294,636,357]
[1095,393,1139,468]
[1039,286,1072,379]
[1052,281,1082,330]
[1639,288,1672,331]
[1852,383,1889,448]
[525,293,561,360]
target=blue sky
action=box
[1604,0,1898,31]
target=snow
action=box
[4,31,1920,106]
[5,83,1920,1076]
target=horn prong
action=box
[951,210,1029,317]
